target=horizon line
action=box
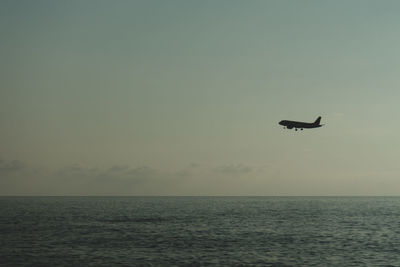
[1,195,400,197]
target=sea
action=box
[1,196,400,266]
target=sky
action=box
[1,0,400,196]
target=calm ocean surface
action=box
[1,197,400,266]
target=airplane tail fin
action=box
[314,116,321,125]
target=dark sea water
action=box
[1,197,400,266]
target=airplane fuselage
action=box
[279,116,323,130]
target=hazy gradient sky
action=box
[2,0,400,195]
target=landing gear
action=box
[295,128,298,131]
[301,128,303,130]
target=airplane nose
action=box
[279,121,283,125]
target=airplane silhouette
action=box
[279,116,323,131]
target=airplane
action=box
[279,116,323,131]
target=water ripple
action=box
[1,197,400,266]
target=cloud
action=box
[213,164,253,175]
[51,163,168,195]
[175,162,258,178]
[101,165,156,180]
[57,164,156,182]
[56,164,98,178]
[173,162,202,177]
[0,159,24,173]
[107,165,130,173]
[0,161,267,195]
[189,162,200,168]
[125,166,155,177]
